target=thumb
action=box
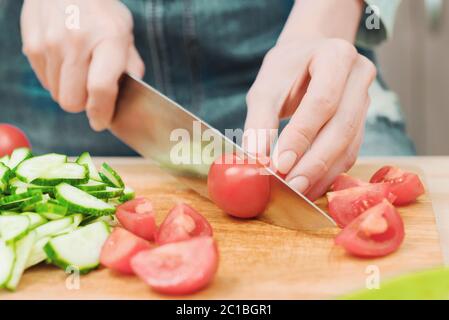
[243,95,280,161]
[126,45,145,79]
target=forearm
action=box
[278,0,364,44]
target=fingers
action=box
[272,39,358,175]
[86,39,129,131]
[126,45,145,78]
[305,117,366,201]
[286,55,376,194]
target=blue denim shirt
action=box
[0,0,413,156]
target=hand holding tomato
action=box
[0,124,31,157]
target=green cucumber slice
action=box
[34,217,73,240]
[0,163,11,193]
[88,186,124,199]
[22,212,48,229]
[25,236,50,269]
[6,231,36,291]
[15,153,67,183]
[19,193,44,212]
[55,183,115,216]
[44,221,110,274]
[8,178,55,195]
[99,163,124,188]
[81,214,118,227]
[118,186,135,202]
[76,179,107,192]
[32,163,89,186]
[0,190,42,211]
[0,240,15,288]
[76,152,102,181]
[0,215,30,242]
[36,201,68,216]
[0,155,9,167]
[7,148,32,171]
[53,214,84,236]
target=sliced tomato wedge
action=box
[208,153,270,219]
[335,200,405,258]
[330,173,368,192]
[370,166,425,206]
[116,197,158,241]
[100,227,153,274]
[156,203,213,245]
[131,236,219,295]
[327,183,396,228]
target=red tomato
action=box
[0,124,31,157]
[100,227,152,274]
[131,236,219,295]
[116,197,158,241]
[327,184,396,228]
[330,173,368,192]
[208,153,270,218]
[156,203,213,245]
[335,200,405,258]
[370,166,425,206]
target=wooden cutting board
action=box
[1,158,443,300]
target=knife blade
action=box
[110,73,336,231]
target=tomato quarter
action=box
[100,227,152,274]
[131,236,219,295]
[208,153,270,218]
[335,200,405,258]
[370,166,425,206]
[330,173,368,192]
[116,197,158,241]
[0,124,31,157]
[327,183,396,228]
[156,203,213,245]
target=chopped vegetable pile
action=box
[0,148,135,290]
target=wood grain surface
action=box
[1,158,443,300]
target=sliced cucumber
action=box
[0,240,15,288]
[15,153,67,184]
[34,217,73,240]
[44,221,110,274]
[25,236,50,269]
[99,163,124,188]
[7,148,32,171]
[76,152,102,181]
[77,179,107,192]
[36,201,68,216]
[22,212,47,229]
[53,214,84,236]
[6,231,35,291]
[8,178,55,196]
[0,190,42,211]
[0,155,9,167]
[88,186,124,199]
[33,163,88,186]
[0,215,30,243]
[81,214,118,227]
[55,183,115,216]
[118,186,135,202]
[0,163,11,193]
[19,193,44,212]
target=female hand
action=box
[20,0,145,131]
[245,37,376,200]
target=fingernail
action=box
[89,119,104,132]
[275,150,297,174]
[289,176,310,194]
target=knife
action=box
[110,73,336,231]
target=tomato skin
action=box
[131,236,219,295]
[370,166,425,206]
[116,197,158,241]
[335,200,405,258]
[208,153,270,219]
[0,124,31,157]
[327,184,396,228]
[100,227,152,275]
[156,203,213,245]
[330,173,368,192]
